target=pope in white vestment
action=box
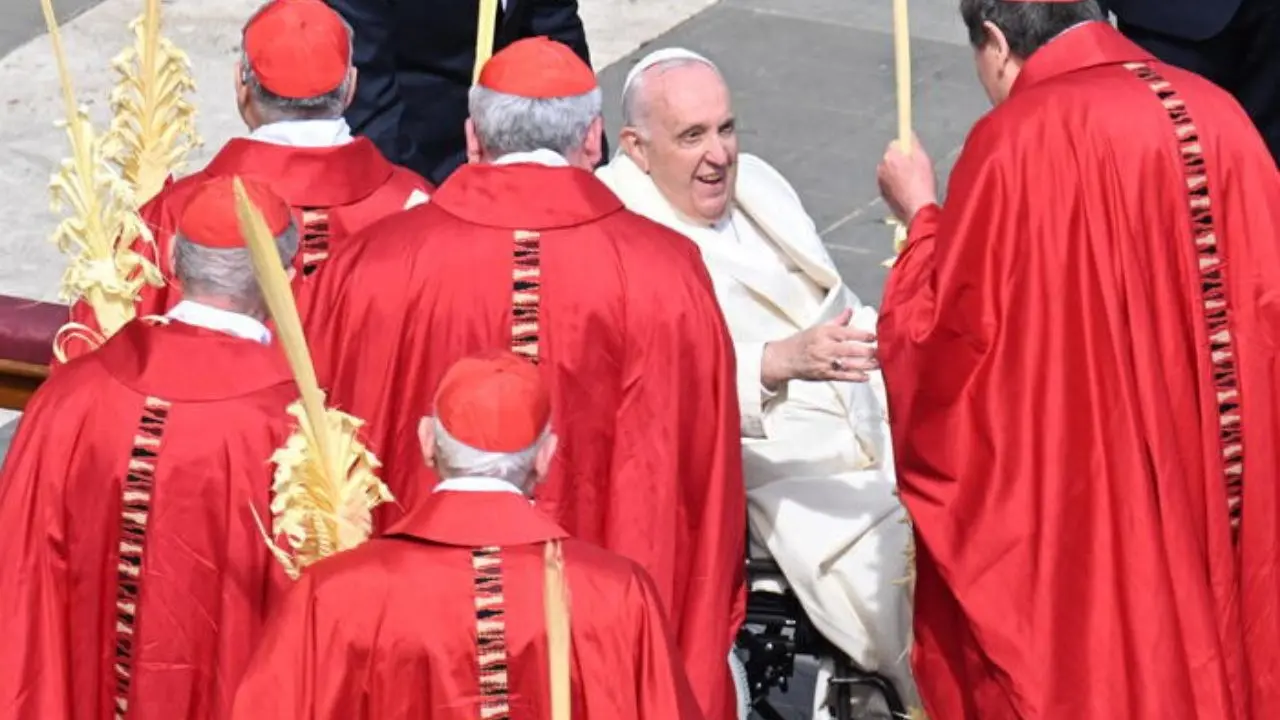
[597,48,917,716]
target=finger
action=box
[824,308,854,327]
[830,356,878,372]
[827,327,876,343]
[825,369,870,383]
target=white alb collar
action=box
[493,149,570,167]
[166,300,272,344]
[433,476,526,495]
[249,118,354,148]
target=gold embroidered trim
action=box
[113,395,172,718]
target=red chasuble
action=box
[230,489,702,720]
[879,23,1280,720]
[303,161,745,720]
[0,320,299,720]
[58,137,429,362]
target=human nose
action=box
[705,136,729,166]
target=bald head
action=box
[618,51,738,224]
[622,53,721,133]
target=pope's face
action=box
[631,63,739,224]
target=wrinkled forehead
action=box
[642,63,733,132]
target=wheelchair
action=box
[735,549,907,720]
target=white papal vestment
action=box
[598,152,918,713]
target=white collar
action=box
[433,476,527,495]
[493,149,570,167]
[248,118,354,148]
[166,301,273,344]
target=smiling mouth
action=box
[696,171,726,185]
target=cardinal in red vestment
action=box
[60,0,429,362]
[231,352,701,719]
[876,3,1280,719]
[0,178,304,720]
[302,37,745,720]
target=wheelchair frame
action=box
[737,556,907,720]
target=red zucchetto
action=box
[243,0,351,99]
[434,351,552,452]
[178,176,292,249]
[477,36,598,98]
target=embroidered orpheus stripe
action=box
[298,207,333,277]
[113,395,173,719]
[472,546,511,719]
[511,230,543,363]
[1124,62,1245,541]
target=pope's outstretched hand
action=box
[762,308,878,388]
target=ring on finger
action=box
[830,358,844,371]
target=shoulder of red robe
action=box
[477,36,598,98]
[434,351,552,453]
[179,176,292,249]
[243,0,350,99]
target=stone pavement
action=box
[0,1,992,713]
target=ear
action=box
[533,432,559,479]
[464,118,484,164]
[619,126,650,173]
[235,61,255,128]
[581,116,605,168]
[983,21,1012,66]
[343,67,358,110]
[418,417,437,468]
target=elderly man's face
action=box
[626,63,738,225]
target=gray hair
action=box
[433,418,548,487]
[238,7,355,122]
[468,85,602,157]
[960,0,1104,58]
[173,223,300,313]
[621,57,720,134]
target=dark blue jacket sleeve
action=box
[325,0,412,167]
[523,0,591,60]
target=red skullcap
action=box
[478,37,597,98]
[434,351,552,453]
[244,0,351,99]
[178,176,292,249]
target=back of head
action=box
[239,0,356,125]
[959,0,1104,104]
[173,176,300,317]
[466,37,603,167]
[425,351,555,492]
[961,0,1105,58]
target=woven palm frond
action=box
[261,401,393,580]
[882,217,909,268]
[105,0,200,204]
[51,322,107,364]
[544,540,572,720]
[41,0,162,349]
[234,178,393,579]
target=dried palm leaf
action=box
[41,0,162,357]
[234,178,392,578]
[544,539,572,720]
[262,400,391,579]
[882,217,909,269]
[106,0,200,204]
[473,0,500,83]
